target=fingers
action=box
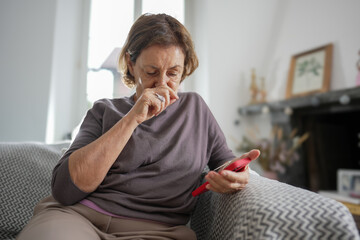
[154,86,179,106]
[149,86,179,116]
[205,168,250,194]
[152,92,165,116]
[132,86,178,122]
[204,149,259,194]
[240,149,261,161]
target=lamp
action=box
[99,47,131,97]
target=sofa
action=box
[0,141,359,240]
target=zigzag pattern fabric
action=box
[191,174,360,240]
[2,142,359,239]
[0,142,68,240]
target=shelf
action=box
[238,86,360,116]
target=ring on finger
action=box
[154,93,165,103]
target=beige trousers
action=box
[17,196,196,240]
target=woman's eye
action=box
[147,72,156,76]
[168,72,178,77]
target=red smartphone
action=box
[191,157,252,197]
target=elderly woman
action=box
[18,13,260,240]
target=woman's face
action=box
[127,45,185,99]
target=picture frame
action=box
[286,43,333,99]
[338,169,360,197]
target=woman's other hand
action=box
[205,149,260,194]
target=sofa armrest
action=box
[190,174,359,240]
[0,142,70,240]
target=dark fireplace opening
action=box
[239,86,360,192]
[297,109,360,192]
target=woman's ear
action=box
[125,53,135,76]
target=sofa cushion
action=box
[0,142,69,240]
[191,174,359,239]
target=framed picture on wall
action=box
[286,43,333,99]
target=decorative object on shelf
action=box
[339,94,351,105]
[249,68,259,104]
[286,43,333,99]
[356,49,360,86]
[261,105,270,114]
[284,106,293,115]
[259,77,267,103]
[249,68,267,104]
[236,126,309,178]
[338,169,360,198]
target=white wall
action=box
[265,0,360,101]
[0,0,89,142]
[46,0,90,142]
[185,0,360,152]
[1,0,359,144]
[0,0,56,142]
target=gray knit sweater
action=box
[52,92,235,225]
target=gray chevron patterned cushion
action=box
[191,174,360,239]
[1,141,359,239]
[0,142,69,240]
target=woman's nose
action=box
[155,75,169,87]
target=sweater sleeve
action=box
[207,115,236,170]
[51,101,104,205]
[196,94,235,170]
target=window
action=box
[86,0,184,105]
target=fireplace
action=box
[239,86,360,192]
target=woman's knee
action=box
[17,208,100,240]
